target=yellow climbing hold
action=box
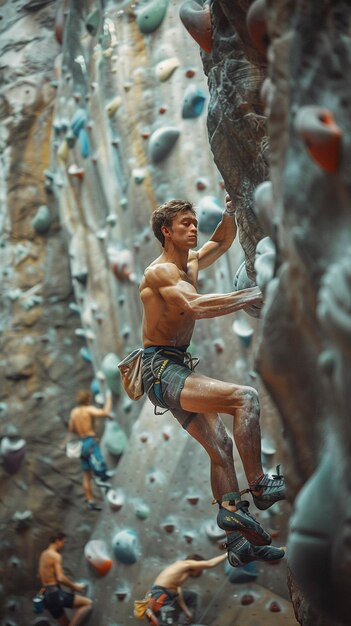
[155,57,180,82]
[106,96,122,117]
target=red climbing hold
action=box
[295,105,341,173]
[179,1,212,54]
[246,0,269,56]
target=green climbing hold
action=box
[103,421,128,457]
[86,8,101,36]
[101,352,122,395]
[136,0,169,34]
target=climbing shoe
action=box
[95,478,113,490]
[87,501,102,511]
[250,465,285,510]
[217,500,271,546]
[226,532,285,567]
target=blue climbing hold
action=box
[71,108,87,137]
[113,529,139,565]
[182,84,206,119]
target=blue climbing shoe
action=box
[250,466,286,510]
[217,500,271,546]
[226,533,285,567]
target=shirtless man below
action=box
[140,197,285,567]
[38,531,92,626]
[148,553,227,624]
[68,390,112,510]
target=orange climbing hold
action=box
[295,105,341,173]
[84,540,113,576]
[179,1,212,54]
[246,0,269,56]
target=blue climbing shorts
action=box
[43,585,74,619]
[141,346,198,430]
[80,436,108,477]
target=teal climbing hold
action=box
[197,196,222,233]
[182,84,206,118]
[134,501,150,520]
[31,205,51,234]
[71,108,87,137]
[113,529,139,565]
[101,353,122,395]
[225,559,258,583]
[136,0,169,34]
[79,346,92,362]
[79,128,90,158]
[103,421,128,457]
[86,8,101,36]
[148,127,180,164]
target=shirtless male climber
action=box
[146,552,227,624]
[68,389,112,511]
[38,531,92,626]
[139,197,286,567]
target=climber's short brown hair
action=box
[76,390,93,405]
[151,199,196,247]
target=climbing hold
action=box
[107,489,125,512]
[241,593,255,605]
[57,140,69,161]
[196,177,207,191]
[79,346,92,363]
[182,84,206,119]
[132,168,146,184]
[205,520,226,541]
[68,164,84,179]
[31,205,51,235]
[54,0,67,45]
[0,432,26,475]
[213,339,225,354]
[84,540,113,576]
[269,601,282,612]
[65,129,76,148]
[108,247,136,283]
[183,531,195,544]
[12,510,33,531]
[225,560,258,584]
[246,0,269,56]
[186,494,200,506]
[86,8,101,36]
[233,261,262,318]
[155,57,180,82]
[71,108,87,137]
[162,516,176,533]
[253,180,275,237]
[179,0,212,54]
[148,127,180,164]
[115,586,129,602]
[101,353,122,395]
[134,501,150,520]
[254,236,276,295]
[79,128,90,158]
[113,529,139,565]
[232,315,254,348]
[106,214,117,227]
[197,196,223,233]
[136,0,169,34]
[106,96,122,117]
[103,421,128,457]
[295,105,341,173]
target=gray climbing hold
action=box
[148,127,180,164]
[31,205,51,234]
[101,353,122,395]
[103,421,128,456]
[197,196,222,233]
[134,501,150,520]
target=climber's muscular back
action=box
[140,252,199,348]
